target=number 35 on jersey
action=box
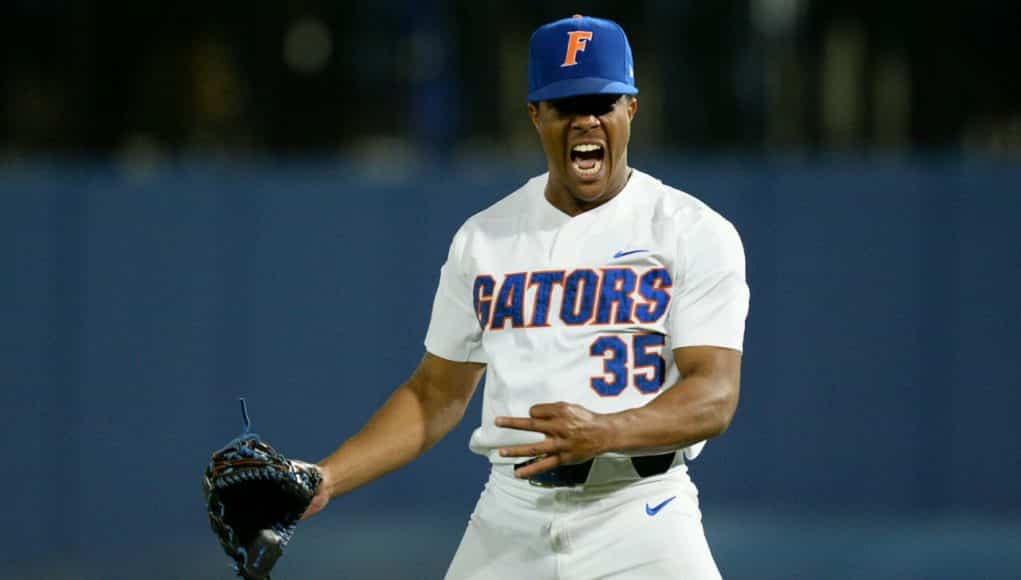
[473,266,673,397]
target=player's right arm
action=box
[303,352,484,518]
[303,222,484,518]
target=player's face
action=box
[529,94,638,207]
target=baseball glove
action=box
[203,398,321,579]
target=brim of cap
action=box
[527,77,639,103]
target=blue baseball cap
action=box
[527,14,638,103]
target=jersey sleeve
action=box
[668,210,750,351]
[424,226,486,363]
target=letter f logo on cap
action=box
[561,31,593,67]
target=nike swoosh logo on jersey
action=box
[613,249,648,259]
[645,496,676,516]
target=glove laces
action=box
[239,397,252,435]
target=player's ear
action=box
[527,102,541,130]
[626,96,638,121]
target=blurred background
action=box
[2,1,1019,579]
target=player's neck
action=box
[545,167,633,217]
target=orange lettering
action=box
[561,31,593,67]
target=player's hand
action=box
[301,462,331,520]
[495,402,613,478]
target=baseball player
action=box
[303,15,749,579]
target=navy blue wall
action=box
[3,159,1020,574]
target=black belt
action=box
[514,452,677,487]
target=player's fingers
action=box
[528,402,566,418]
[498,440,556,458]
[513,454,562,479]
[494,416,553,433]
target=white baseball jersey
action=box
[424,169,749,464]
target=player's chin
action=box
[565,162,609,201]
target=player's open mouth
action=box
[569,143,604,179]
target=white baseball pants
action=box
[445,461,722,579]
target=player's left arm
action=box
[601,344,741,452]
[496,345,740,478]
